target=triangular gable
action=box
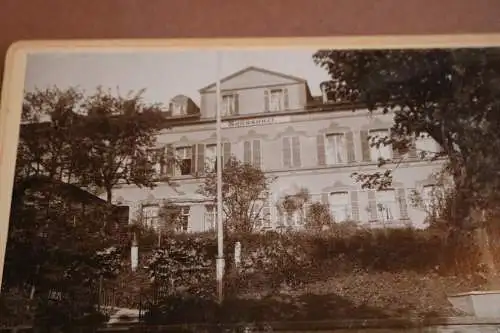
[198,66,307,93]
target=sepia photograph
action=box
[2,40,500,332]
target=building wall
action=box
[111,66,445,232]
[200,69,309,118]
[115,107,444,232]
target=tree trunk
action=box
[106,187,113,204]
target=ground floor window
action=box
[376,189,398,222]
[176,206,190,232]
[141,204,160,229]
[328,191,351,222]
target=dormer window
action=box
[170,102,186,116]
[222,94,238,116]
[265,88,289,112]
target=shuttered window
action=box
[243,139,262,168]
[282,136,301,168]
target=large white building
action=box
[106,66,445,232]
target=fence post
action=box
[131,232,139,272]
[234,241,241,271]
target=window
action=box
[176,207,190,232]
[204,205,216,231]
[329,191,351,222]
[369,129,392,162]
[205,144,226,172]
[325,133,347,164]
[175,146,192,176]
[171,102,186,116]
[269,89,284,111]
[283,136,301,168]
[243,140,262,168]
[376,190,398,222]
[422,185,438,213]
[415,133,441,157]
[205,144,217,172]
[146,149,163,175]
[141,205,160,229]
[222,94,237,116]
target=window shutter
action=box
[397,188,409,220]
[282,137,292,168]
[252,140,261,168]
[292,136,301,167]
[283,88,289,110]
[223,142,231,166]
[360,130,371,162]
[391,131,401,160]
[345,131,356,163]
[316,134,326,166]
[243,141,252,164]
[350,190,360,221]
[165,144,174,176]
[189,144,196,175]
[196,144,205,175]
[234,94,239,115]
[264,90,269,112]
[368,190,378,221]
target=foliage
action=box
[312,48,500,227]
[17,87,85,185]
[3,178,124,328]
[304,202,333,231]
[77,87,166,203]
[198,156,276,233]
[276,187,310,226]
[158,201,185,232]
[19,86,166,203]
[142,229,490,325]
[146,236,217,298]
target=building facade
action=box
[107,66,445,232]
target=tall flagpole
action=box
[215,51,225,304]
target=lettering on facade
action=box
[221,116,291,129]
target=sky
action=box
[24,49,331,106]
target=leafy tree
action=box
[4,176,124,328]
[76,87,166,203]
[313,48,500,284]
[198,157,276,233]
[312,48,500,223]
[18,87,85,184]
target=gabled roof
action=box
[198,66,307,93]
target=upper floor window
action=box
[146,149,163,176]
[265,88,289,112]
[325,133,347,164]
[282,136,301,168]
[205,144,217,172]
[415,133,441,158]
[222,94,238,116]
[175,146,192,176]
[369,129,392,162]
[243,139,262,168]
